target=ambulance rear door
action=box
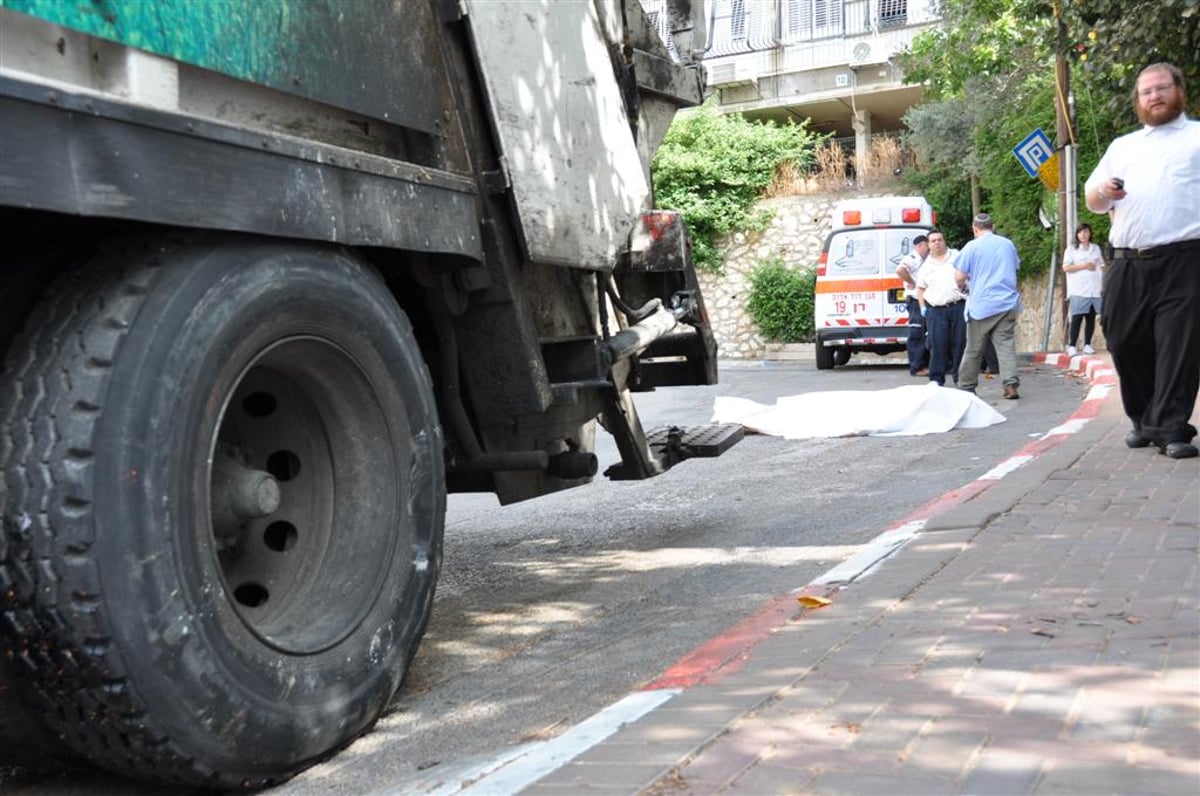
[818,226,890,335]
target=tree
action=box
[896,0,1198,273]
[900,0,1052,100]
[1063,0,1200,122]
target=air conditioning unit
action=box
[848,41,886,68]
[707,61,757,87]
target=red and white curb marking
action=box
[423,354,1115,795]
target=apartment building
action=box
[702,0,940,180]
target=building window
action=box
[709,0,758,54]
[730,0,747,41]
[784,0,845,40]
[879,0,908,27]
[645,5,679,60]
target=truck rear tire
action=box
[0,235,444,787]
[815,339,835,370]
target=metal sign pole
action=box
[1043,251,1058,351]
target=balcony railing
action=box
[707,0,939,57]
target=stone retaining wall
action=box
[700,193,1101,359]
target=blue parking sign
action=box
[1013,129,1055,178]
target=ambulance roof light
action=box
[901,207,922,223]
[842,210,862,226]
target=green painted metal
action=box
[1,0,443,133]
[3,0,303,83]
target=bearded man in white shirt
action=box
[1085,62,1200,460]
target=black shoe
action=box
[1124,430,1153,449]
[1161,442,1199,459]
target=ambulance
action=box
[813,196,936,369]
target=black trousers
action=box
[925,303,966,386]
[905,297,928,373]
[1104,246,1200,445]
[1068,309,1096,348]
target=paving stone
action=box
[723,759,815,794]
[959,749,1045,795]
[808,771,960,795]
[524,760,670,791]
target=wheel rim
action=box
[209,336,405,655]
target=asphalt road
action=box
[1,355,1092,796]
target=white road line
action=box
[414,688,681,795]
[979,455,1034,480]
[1043,417,1090,438]
[808,520,926,586]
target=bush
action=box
[652,100,824,273]
[746,258,816,343]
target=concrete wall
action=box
[701,192,1099,359]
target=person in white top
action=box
[1061,223,1104,356]
[1084,62,1200,459]
[915,229,965,386]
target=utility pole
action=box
[1054,1,1073,243]
[1052,0,1075,346]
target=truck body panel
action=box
[465,0,650,269]
[1,0,446,133]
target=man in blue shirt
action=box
[954,213,1022,399]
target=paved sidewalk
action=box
[525,357,1200,795]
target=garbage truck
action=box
[0,0,739,786]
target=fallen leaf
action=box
[1125,615,1142,625]
[1031,627,1056,638]
[798,595,832,608]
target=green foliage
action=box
[1063,0,1200,121]
[903,96,991,182]
[652,99,824,272]
[899,162,975,248]
[899,0,1197,275]
[973,73,1059,274]
[900,0,1052,99]
[746,258,816,343]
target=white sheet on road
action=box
[712,382,1006,438]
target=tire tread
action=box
[0,238,251,786]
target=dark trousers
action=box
[1068,310,1096,347]
[905,297,928,373]
[925,303,966,386]
[1104,248,1200,445]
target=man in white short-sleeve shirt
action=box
[1085,62,1200,459]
